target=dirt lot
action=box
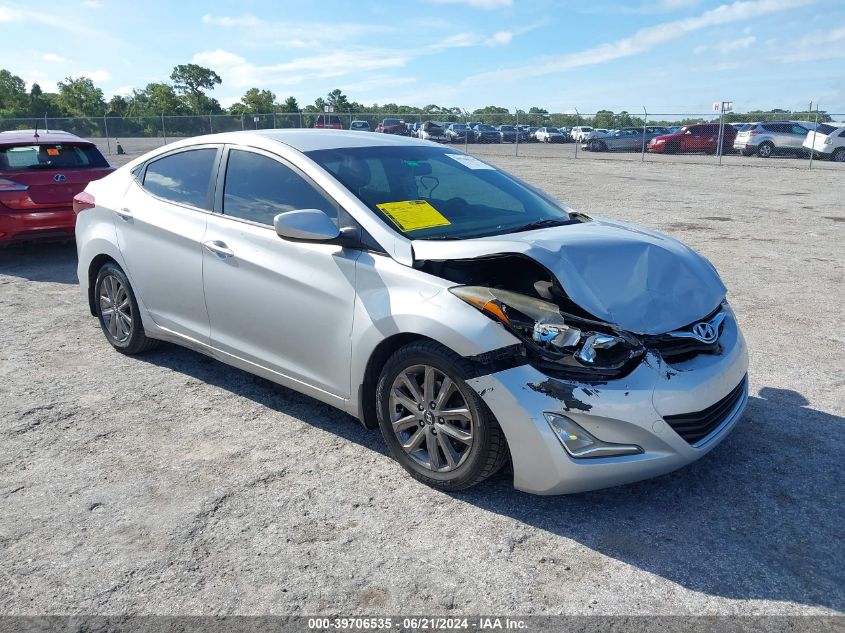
[0,148,843,616]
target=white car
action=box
[803,123,845,162]
[535,127,567,143]
[73,130,748,495]
[418,122,448,143]
[570,126,594,142]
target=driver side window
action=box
[222,149,337,226]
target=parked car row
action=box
[573,120,840,158]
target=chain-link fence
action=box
[2,109,843,171]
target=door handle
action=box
[114,207,133,220]
[202,240,234,258]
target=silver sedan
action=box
[583,126,670,152]
[75,130,748,494]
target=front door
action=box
[202,146,359,398]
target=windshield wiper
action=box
[512,218,570,233]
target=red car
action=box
[0,130,113,244]
[647,123,737,154]
[376,118,408,135]
[314,115,343,129]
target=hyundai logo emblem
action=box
[691,322,718,343]
[54,174,66,183]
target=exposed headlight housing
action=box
[545,413,643,458]
[449,285,643,379]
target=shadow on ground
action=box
[0,241,78,284]
[138,342,844,612]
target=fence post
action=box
[641,107,648,162]
[808,105,820,170]
[272,109,276,129]
[241,113,244,130]
[299,111,302,128]
[161,113,167,145]
[515,108,519,157]
[103,115,111,155]
[209,113,213,133]
[717,102,725,166]
[574,108,580,158]
[464,110,469,153]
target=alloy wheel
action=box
[758,142,774,157]
[389,364,475,472]
[99,273,133,344]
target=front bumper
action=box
[0,207,76,244]
[467,310,749,495]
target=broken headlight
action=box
[449,285,643,378]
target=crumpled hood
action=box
[412,217,727,335]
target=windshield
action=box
[307,146,575,240]
[476,124,495,131]
[0,143,109,170]
[547,128,560,133]
[383,119,401,126]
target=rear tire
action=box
[94,262,159,355]
[376,341,508,491]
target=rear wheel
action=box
[757,141,775,158]
[376,341,508,491]
[832,147,845,162]
[94,263,159,355]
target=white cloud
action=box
[488,31,513,45]
[775,25,845,62]
[191,48,408,90]
[0,6,100,35]
[464,0,815,84]
[716,35,756,53]
[42,53,67,63]
[78,69,111,82]
[201,14,395,49]
[426,0,512,7]
[83,0,102,7]
[113,85,134,96]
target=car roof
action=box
[157,129,438,153]
[0,130,88,144]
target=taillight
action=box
[73,191,95,214]
[0,178,29,192]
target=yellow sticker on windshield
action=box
[376,200,451,232]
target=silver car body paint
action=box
[412,217,727,335]
[76,130,748,494]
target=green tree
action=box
[129,82,184,116]
[56,76,106,116]
[278,96,299,112]
[592,109,615,129]
[170,64,222,113]
[0,69,28,115]
[326,88,351,112]
[230,88,275,114]
[107,94,129,117]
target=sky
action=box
[1,0,844,114]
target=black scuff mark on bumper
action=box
[527,379,593,412]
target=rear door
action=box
[114,145,220,343]
[202,146,359,397]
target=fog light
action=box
[544,413,643,459]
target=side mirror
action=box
[274,209,340,242]
[684,130,692,135]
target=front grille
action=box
[664,376,747,445]
[645,305,726,362]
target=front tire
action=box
[757,141,775,158]
[94,262,159,355]
[832,147,845,162]
[376,341,508,491]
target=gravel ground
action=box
[0,147,843,617]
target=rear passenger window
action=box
[143,149,217,209]
[223,149,336,226]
